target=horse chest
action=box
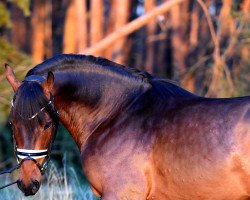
[81,136,153,199]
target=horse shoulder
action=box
[80,129,155,199]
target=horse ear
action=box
[42,71,54,95]
[5,63,21,92]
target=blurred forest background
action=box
[0,0,249,199]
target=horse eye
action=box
[44,122,52,130]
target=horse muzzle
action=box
[17,178,40,196]
[17,159,42,196]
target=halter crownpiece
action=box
[22,75,46,83]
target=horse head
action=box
[5,64,59,196]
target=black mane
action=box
[11,82,49,129]
[27,54,195,99]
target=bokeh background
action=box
[0,0,249,199]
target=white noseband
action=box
[16,148,48,162]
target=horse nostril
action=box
[17,179,24,190]
[32,179,40,190]
[17,179,40,196]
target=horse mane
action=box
[27,54,195,98]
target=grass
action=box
[0,160,99,200]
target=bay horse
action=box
[4,54,250,199]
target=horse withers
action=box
[4,54,250,199]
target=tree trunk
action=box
[31,1,46,64]
[63,0,87,54]
[240,0,250,62]
[170,2,187,76]
[75,0,87,53]
[44,0,52,59]
[170,0,196,91]
[241,0,250,17]
[63,0,77,53]
[145,0,156,73]
[110,0,131,64]
[104,0,116,59]
[219,0,233,34]
[11,5,29,53]
[189,5,199,48]
[90,0,104,56]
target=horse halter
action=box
[13,92,58,175]
[0,75,59,189]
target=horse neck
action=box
[52,70,147,151]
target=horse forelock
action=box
[12,82,48,128]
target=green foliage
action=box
[0,38,32,68]
[0,37,33,127]
[11,0,30,16]
[0,2,12,28]
[0,0,30,29]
